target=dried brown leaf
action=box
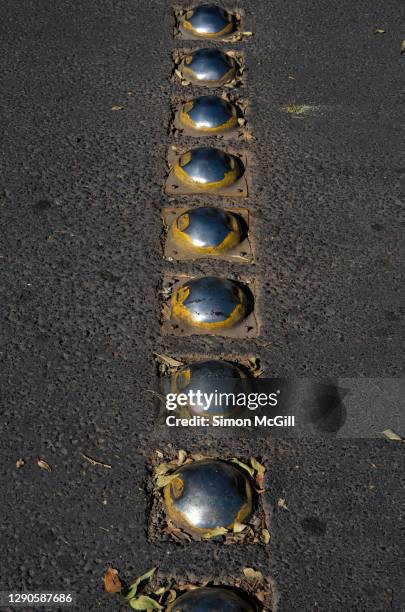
[111,105,125,111]
[278,498,289,510]
[190,453,209,462]
[165,523,192,543]
[37,458,52,472]
[161,303,171,319]
[145,389,166,404]
[103,566,122,593]
[153,353,184,368]
[80,453,112,469]
[16,458,25,469]
[181,583,200,591]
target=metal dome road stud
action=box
[179,48,236,87]
[179,95,238,135]
[171,207,244,254]
[181,4,236,39]
[167,587,255,612]
[163,207,253,262]
[165,146,248,197]
[164,459,253,534]
[173,147,242,191]
[171,276,248,330]
[172,359,248,417]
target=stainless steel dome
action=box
[172,276,248,329]
[182,5,235,38]
[172,207,243,252]
[180,95,238,134]
[173,147,242,190]
[180,48,236,86]
[168,587,255,612]
[164,459,253,533]
[172,360,247,417]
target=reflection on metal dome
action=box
[172,207,243,253]
[173,147,242,190]
[180,48,236,85]
[180,95,238,134]
[182,5,235,38]
[172,359,247,417]
[168,587,254,612]
[171,276,248,329]
[164,459,253,533]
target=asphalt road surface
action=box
[1,1,404,611]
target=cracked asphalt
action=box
[0,1,404,611]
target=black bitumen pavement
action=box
[0,1,404,611]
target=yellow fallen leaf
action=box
[262,528,271,544]
[382,429,403,441]
[373,28,386,34]
[154,462,173,476]
[231,458,255,477]
[281,104,316,117]
[125,567,157,601]
[243,567,263,584]
[250,457,266,475]
[278,498,289,510]
[233,522,247,533]
[155,473,179,489]
[201,527,228,540]
[154,587,166,596]
[129,595,163,610]
[164,589,178,603]
[177,450,187,465]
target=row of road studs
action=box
[107,5,274,611]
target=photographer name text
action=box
[166,414,295,428]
